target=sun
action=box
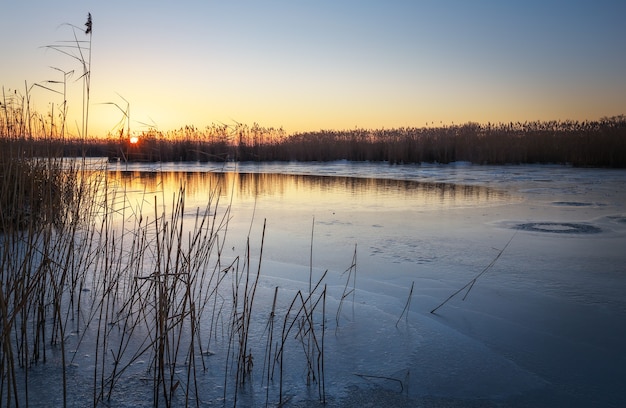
[129,136,139,144]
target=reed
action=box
[44,13,92,140]
[55,116,626,167]
[274,270,328,405]
[336,244,357,327]
[396,281,415,327]
[3,83,624,166]
[430,232,517,314]
[4,146,352,406]
[0,145,101,405]
[262,286,279,407]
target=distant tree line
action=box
[2,117,626,167]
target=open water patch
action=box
[513,222,602,234]
[552,201,606,207]
[552,201,593,207]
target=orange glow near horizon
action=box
[129,136,139,144]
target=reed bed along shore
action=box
[2,84,625,167]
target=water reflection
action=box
[108,170,513,210]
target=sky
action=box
[2,0,625,137]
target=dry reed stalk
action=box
[336,244,357,327]
[263,286,279,407]
[353,373,404,392]
[396,281,415,327]
[275,269,328,405]
[430,232,516,314]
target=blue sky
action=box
[2,0,625,137]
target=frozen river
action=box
[22,161,626,407]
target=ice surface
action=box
[18,161,626,407]
[217,162,626,408]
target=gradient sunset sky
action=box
[2,0,625,137]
